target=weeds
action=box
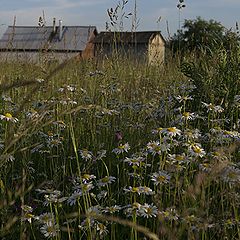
[0,29,240,240]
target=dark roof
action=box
[0,26,97,51]
[92,31,165,44]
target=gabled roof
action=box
[92,31,165,44]
[0,26,97,52]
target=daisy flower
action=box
[79,149,93,161]
[202,102,224,113]
[21,205,35,223]
[102,205,122,214]
[189,143,206,158]
[139,203,158,218]
[0,113,18,123]
[167,153,189,164]
[159,207,179,221]
[112,143,130,155]
[176,95,193,103]
[151,171,171,185]
[162,127,181,137]
[181,112,196,121]
[147,141,161,155]
[97,176,116,187]
[40,222,59,238]
[96,222,109,237]
[124,156,145,167]
[124,186,154,195]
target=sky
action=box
[0,0,239,38]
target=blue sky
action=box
[0,0,239,38]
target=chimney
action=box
[59,19,63,40]
[53,17,56,33]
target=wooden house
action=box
[92,31,166,64]
[0,19,97,62]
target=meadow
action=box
[0,44,240,240]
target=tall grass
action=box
[0,43,240,240]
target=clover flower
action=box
[0,113,18,123]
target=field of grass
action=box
[0,47,240,240]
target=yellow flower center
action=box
[176,155,184,161]
[193,146,202,153]
[102,177,109,183]
[82,174,91,179]
[183,112,190,117]
[203,163,209,168]
[167,127,176,132]
[157,175,166,182]
[146,208,153,214]
[132,187,139,192]
[5,113,12,118]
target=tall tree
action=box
[171,17,227,54]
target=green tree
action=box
[171,17,227,54]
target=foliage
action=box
[171,17,239,54]
[180,35,240,127]
[0,48,240,240]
